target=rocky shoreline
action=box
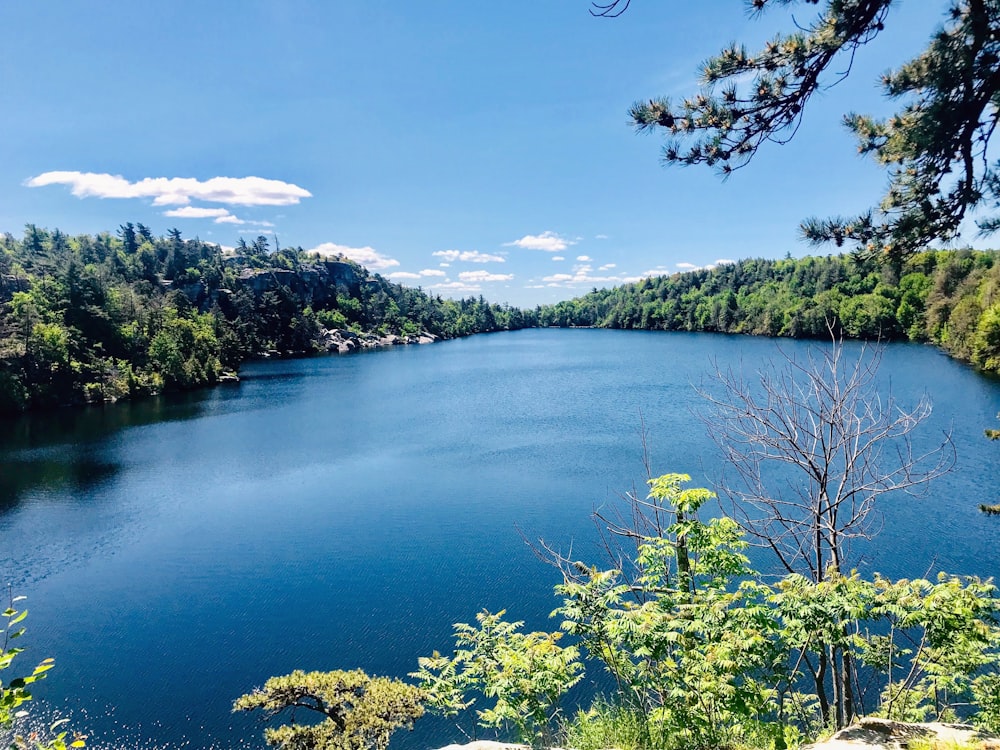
[319,327,439,354]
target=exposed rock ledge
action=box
[803,718,997,750]
[433,721,1000,750]
[320,328,438,354]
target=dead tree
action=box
[699,336,954,726]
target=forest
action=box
[0,224,535,413]
[537,249,1000,377]
[3,223,1000,416]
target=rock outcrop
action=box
[431,722,1000,750]
[319,328,438,353]
[236,261,361,305]
[803,718,999,750]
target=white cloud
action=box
[599,263,617,271]
[542,268,625,286]
[621,267,671,283]
[552,256,565,261]
[432,250,506,263]
[391,269,447,280]
[25,171,312,206]
[671,259,737,273]
[164,206,230,219]
[307,242,400,270]
[427,280,483,294]
[163,205,276,227]
[458,270,514,283]
[504,230,574,252]
[576,255,592,262]
[595,234,609,240]
[439,262,451,267]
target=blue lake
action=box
[2,329,999,749]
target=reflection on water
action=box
[0,457,119,511]
[0,330,998,750]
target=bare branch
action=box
[699,334,954,582]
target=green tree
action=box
[233,669,424,750]
[618,0,1000,258]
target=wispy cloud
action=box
[25,171,312,206]
[432,250,505,263]
[163,206,274,227]
[164,207,231,220]
[552,256,565,262]
[504,230,575,252]
[622,266,671,283]
[598,263,617,271]
[458,270,513,283]
[388,269,447,281]
[307,242,400,270]
[576,255,591,262]
[595,234,609,240]
[542,266,625,287]
[427,280,483,294]
[674,258,737,272]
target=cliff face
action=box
[236,261,361,305]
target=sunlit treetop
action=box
[613,0,1000,259]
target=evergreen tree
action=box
[614,0,1000,258]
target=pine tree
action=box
[612,0,1000,258]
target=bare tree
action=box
[700,337,954,728]
[700,338,954,585]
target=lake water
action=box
[2,329,999,750]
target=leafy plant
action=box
[1,591,84,750]
[554,475,789,750]
[412,610,583,747]
[233,669,424,750]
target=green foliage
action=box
[0,225,537,414]
[537,249,1000,376]
[623,1,1000,258]
[233,669,424,750]
[412,610,583,746]
[555,475,785,750]
[563,700,666,750]
[0,592,84,750]
[420,471,1000,750]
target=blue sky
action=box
[0,1,969,306]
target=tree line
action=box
[537,249,1000,377]
[0,224,534,414]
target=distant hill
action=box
[0,225,535,413]
[4,225,998,416]
[536,249,1000,377]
